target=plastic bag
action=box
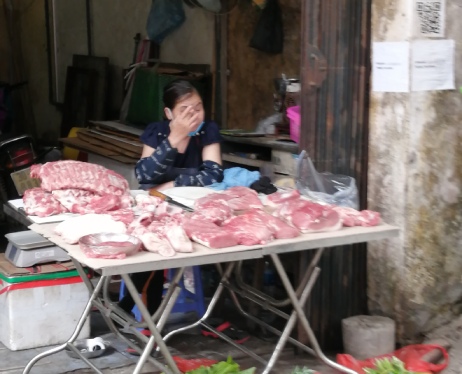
[172,356,218,372]
[146,0,185,44]
[337,344,449,374]
[296,150,359,209]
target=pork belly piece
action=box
[265,189,301,206]
[332,206,381,227]
[183,217,238,249]
[221,186,263,211]
[222,214,273,246]
[274,199,342,233]
[193,195,233,224]
[30,160,129,196]
[244,210,300,239]
[23,188,68,217]
[291,209,342,233]
[52,189,122,214]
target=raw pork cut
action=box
[23,188,67,217]
[291,209,342,233]
[222,214,273,246]
[332,206,381,227]
[243,210,300,239]
[220,187,263,211]
[183,218,238,249]
[139,233,176,257]
[266,189,301,206]
[165,226,193,253]
[31,160,130,196]
[54,214,127,244]
[135,194,163,212]
[107,208,135,226]
[275,199,342,233]
[193,194,232,224]
[52,189,122,214]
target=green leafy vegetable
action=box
[291,367,318,374]
[184,356,256,374]
[364,357,418,374]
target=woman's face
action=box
[169,92,205,130]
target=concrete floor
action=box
[0,310,336,374]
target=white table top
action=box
[29,223,399,276]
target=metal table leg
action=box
[270,253,358,374]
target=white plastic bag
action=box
[296,150,359,209]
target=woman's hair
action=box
[163,79,199,109]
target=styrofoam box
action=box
[0,277,90,350]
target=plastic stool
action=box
[118,266,205,322]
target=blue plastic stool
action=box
[118,266,205,322]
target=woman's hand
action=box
[168,106,199,147]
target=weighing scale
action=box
[5,230,70,267]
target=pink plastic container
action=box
[286,106,301,143]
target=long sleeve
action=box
[174,160,224,187]
[135,139,178,185]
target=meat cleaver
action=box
[149,189,194,212]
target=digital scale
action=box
[5,230,70,267]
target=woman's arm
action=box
[174,143,224,187]
[135,140,178,185]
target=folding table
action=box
[23,222,399,374]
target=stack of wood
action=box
[60,121,143,164]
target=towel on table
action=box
[208,167,260,191]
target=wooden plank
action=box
[76,131,141,159]
[79,128,142,154]
[59,137,137,164]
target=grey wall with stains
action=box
[15,0,214,142]
[368,0,462,342]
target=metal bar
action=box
[263,267,321,374]
[121,274,178,374]
[162,262,236,343]
[270,253,357,374]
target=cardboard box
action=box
[0,257,90,350]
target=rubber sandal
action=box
[201,320,250,344]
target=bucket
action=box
[286,106,300,143]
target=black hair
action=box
[163,79,199,109]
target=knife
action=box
[149,189,194,212]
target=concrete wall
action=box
[368,0,462,342]
[15,0,214,142]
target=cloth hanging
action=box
[146,0,186,44]
[249,0,283,54]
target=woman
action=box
[135,79,224,190]
[119,79,224,325]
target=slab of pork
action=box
[331,206,381,227]
[183,217,238,249]
[23,188,67,217]
[222,214,274,246]
[243,210,300,239]
[221,186,264,211]
[31,160,130,196]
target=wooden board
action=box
[78,128,142,154]
[76,131,141,159]
[227,0,301,130]
[59,137,137,164]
